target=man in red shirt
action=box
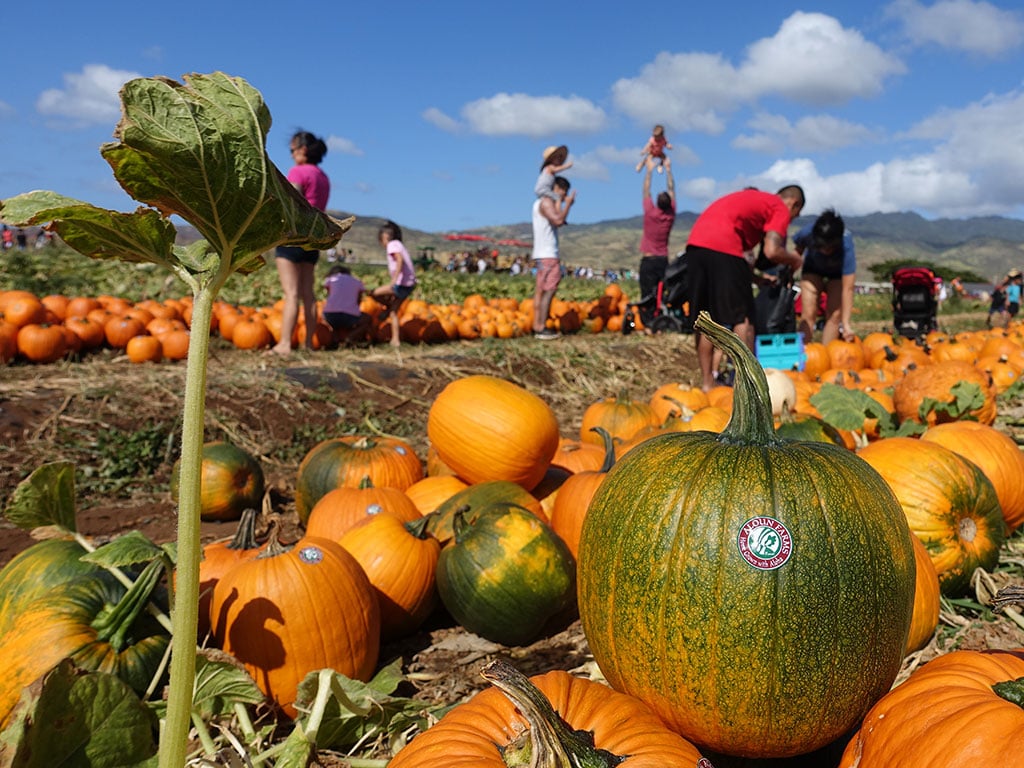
[685,185,805,391]
[637,161,676,327]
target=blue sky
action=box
[2,0,1023,233]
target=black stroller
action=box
[891,266,939,338]
[622,252,693,335]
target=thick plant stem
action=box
[160,287,216,768]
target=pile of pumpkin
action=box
[2,315,1023,766]
[0,284,633,364]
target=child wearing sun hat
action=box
[534,145,572,202]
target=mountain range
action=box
[186,209,1024,282]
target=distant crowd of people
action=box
[2,224,55,250]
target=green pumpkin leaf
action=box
[101,72,352,269]
[809,384,879,432]
[191,650,267,718]
[0,191,179,270]
[0,660,158,767]
[919,380,986,422]
[82,530,165,569]
[293,661,451,752]
[3,461,77,532]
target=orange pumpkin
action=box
[16,323,67,363]
[858,437,1005,595]
[305,476,422,541]
[210,532,379,718]
[839,649,1024,768]
[125,334,162,363]
[549,438,605,474]
[195,508,267,638]
[648,382,710,422]
[427,375,559,490]
[339,514,439,640]
[388,659,706,768]
[892,360,996,426]
[580,392,659,446]
[403,475,469,515]
[549,427,616,558]
[905,533,941,654]
[921,421,1024,532]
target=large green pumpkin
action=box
[0,538,95,637]
[171,440,265,522]
[0,560,170,727]
[436,504,575,647]
[577,313,916,759]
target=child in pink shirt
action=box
[636,125,672,173]
[371,220,417,347]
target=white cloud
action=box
[36,64,143,126]
[422,107,459,133]
[742,13,906,105]
[886,0,1024,55]
[460,93,607,137]
[326,136,363,156]
[733,113,881,154]
[611,13,904,135]
[611,52,742,133]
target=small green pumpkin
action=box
[577,312,916,759]
[171,440,265,522]
[436,503,575,646]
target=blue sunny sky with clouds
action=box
[2,0,1023,233]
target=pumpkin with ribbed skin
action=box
[906,533,941,653]
[580,391,660,446]
[210,532,379,717]
[436,504,574,647]
[921,421,1024,532]
[549,438,605,474]
[426,479,547,546]
[578,312,916,759]
[305,476,421,541]
[339,514,439,640]
[858,437,1004,595]
[196,508,266,638]
[649,382,710,422]
[549,427,615,558]
[171,441,265,522]
[295,435,423,524]
[839,649,1024,768]
[388,659,707,767]
[402,474,469,515]
[0,537,96,637]
[0,561,169,727]
[892,360,996,425]
[427,375,559,491]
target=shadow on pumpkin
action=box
[213,590,287,683]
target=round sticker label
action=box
[298,545,324,565]
[737,516,793,570]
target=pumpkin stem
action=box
[359,475,375,490]
[225,507,261,551]
[589,427,617,473]
[91,559,165,651]
[481,658,626,768]
[450,504,472,542]
[693,311,781,447]
[257,520,293,558]
[404,515,432,540]
[992,678,1024,708]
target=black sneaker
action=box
[534,328,559,340]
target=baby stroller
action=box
[891,266,939,338]
[622,252,693,335]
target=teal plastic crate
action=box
[756,333,806,371]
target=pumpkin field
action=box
[2,292,1024,766]
[3,72,1024,767]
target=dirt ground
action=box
[2,330,1023,766]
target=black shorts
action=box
[1009,302,1020,317]
[686,245,755,328]
[393,283,415,301]
[275,246,320,264]
[323,311,362,330]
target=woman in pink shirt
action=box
[372,220,417,348]
[271,130,331,357]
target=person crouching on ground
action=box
[795,209,857,344]
[323,265,371,347]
